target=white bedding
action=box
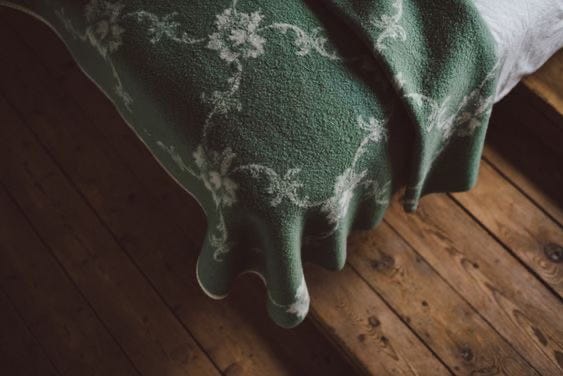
[474,0,563,101]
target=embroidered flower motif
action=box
[407,94,456,138]
[201,66,243,116]
[371,0,406,50]
[322,168,367,226]
[454,92,494,137]
[235,165,310,207]
[286,277,309,319]
[268,168,309,206]
[194,145,238,207]
[127,11,206,45]
[394,72,406,89]
[207,4,266,63]
[156,141,197,177]
[84,0,126,57]
[209,219,233,261]
[357,115,388,143]
[268,24,340,60]
[362,180,391,205]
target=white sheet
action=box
[473,0,563,101]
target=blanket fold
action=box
[322,0,498,211]
[3,0,498,327]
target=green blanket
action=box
[5,0,498,327]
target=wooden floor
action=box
[1,9,562,376]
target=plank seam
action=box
[346,262,455,374]
[0,285,63,376]
[1,89,226,375]
[447,192,561,301]
[0,179,144,376]
[382,217,544,374]
[481,155,563,229]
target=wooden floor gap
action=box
[0,181,144,376]
[346,262,455,374]
[381,216,544,375]
[481,155,563,229]
[446,192,562,301]
[0,94,224,376]
[0,286,64,376]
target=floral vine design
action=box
[269,276,310,320]
[405,63,498,140]
[129,0,389,260]
[126,11,206,45]
[371,0,406,50]
[401,63,499,207]
[316,115,390,238]
[55,0,133,110]
[129,0,342,144]
[54,0,394,315]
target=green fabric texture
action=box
[5,0,498,327]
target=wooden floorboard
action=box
[385,196,563,375]
[0,95,222,376]
[0,287,60,376]
[307,265,450,375]
[2,7,562,376]
[452,160,563,297]
[0,184,140,376]
[347,223,539,375]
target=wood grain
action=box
[307,265,450,375]
[0,184,139,376]
[0,97,222,376]
[0,288,60,376]
[452,160,563,296]
[347,223,539,375]
[385,196,563,374]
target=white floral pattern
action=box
[84,0,126,57]
[127,0,345,153]
[193,145,238,207]
[401,63,499,206]
[322,168,368,227]
[405,63,498,140]
[156,141,198,177]
[209,217,232,261]
[407,94,456,137]
[362,180,391,205]
[357,115,388,143]
[285,277,310,319]
[269,276,310,320]
[125,1,384,263]
[233,165,311,207]
[207,3,266,63]
[56,0,132,110]
[50,0,497,322]
[127,11,205,44]
[371,0,406,50]
[264,23,341,60]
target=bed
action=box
[474,0,563,100]
[2,0,562,328]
